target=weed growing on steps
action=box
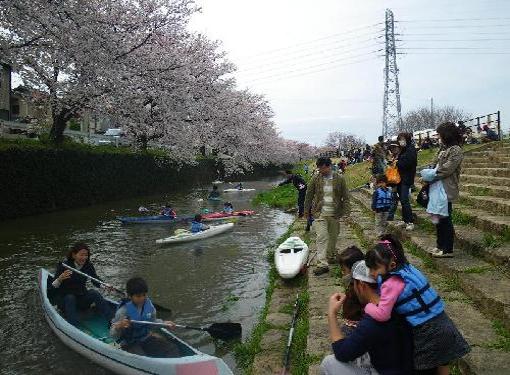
[488,321,510,352]
[467,186,491,196]
[463,265,492,274]
[451,210,475,226]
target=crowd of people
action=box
[301,122,470,373]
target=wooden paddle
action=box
[61,263,173,314]
[130,320,242,341]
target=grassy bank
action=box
[234,220,311,374]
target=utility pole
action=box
[430,97,434,129]
[382,9,403,139]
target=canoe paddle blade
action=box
[206,322,242,340]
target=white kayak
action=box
[223,188,256,193]
[275,236,309,279]
[156,223,234,244]
[38,269,233,375]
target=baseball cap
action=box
[352,260,376,284]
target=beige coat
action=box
[434,145,464,202]
[304,172,350,219]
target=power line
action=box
[399,51,510,55]
[400,38,510,42]
[242,56,380,85]
[235,22,383,61]
[397,23,510,29]
[398,17,510,22]
[238,42,383,74]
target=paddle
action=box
[61,263,173,314]
[281,294,300,375]
[130,320,242,341]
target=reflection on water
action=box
[0,179,293,374]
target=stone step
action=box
[351,192,510,332]
[469,149,510,157]
[461,161,510,168]
[454,203,510,237]
[358,187,510,269]
[462,183,510,200]
[459,193,510,216]
[462,167,510,178]
[461,174,510,187]
[463,156,510,164]
[347,200,510,374]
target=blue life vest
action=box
[121,298,156,345]
[384,264,444,326]
[374,187,392,210]
[191,220,204,233]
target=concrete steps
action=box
[462,161,510,169]
[459,193,510,216]
[358,187,510,268]
[461,183,510,200]
[462,167,510,178]
[347,196,510,375]
[461,174,510,187]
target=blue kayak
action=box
[208,197,222,201]
[117,215,192,224]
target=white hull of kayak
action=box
[38,269,233,375]
[275,237,309,279]
[223,188,256,193]
[156,223,234,244]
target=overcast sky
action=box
[190,0,510,145]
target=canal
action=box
[0,178,293,374]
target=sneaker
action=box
[393,221,406,228]
[428,247,441,254]
[405,223,415,231]
[313,266,329,276]
[432,250,454,258]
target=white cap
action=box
[352,260,377,284]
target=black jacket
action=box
[396,145,417,186]
[279,174,307,191]
[52,259,101,296]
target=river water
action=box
[0,178,293,374]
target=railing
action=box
[413,111,502,144]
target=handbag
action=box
[385,163,401,185]
[417,184,430,208]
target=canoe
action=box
[223,188,256,193]
[117,215,191,224]
[202,210,255,222]
[275,236,309,279]
[156,223,234,244]
[207,197,222,201]
[38,268,233,375]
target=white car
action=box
[98,128,124,145]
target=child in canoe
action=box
[208,185,221,199]
[191,214,210,233]
[364,234,470,374]
[51,242,113,327]
[160,204,176,217]
[223,202,234,214]
[110,277,180,357]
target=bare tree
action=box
[401,105,470,134]
[324,131,366,152]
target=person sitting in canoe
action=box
[223,202,234,214]
[235,182,243,190]
[160,204,176,218]
[110,277,179,357]
[191,214,210,233]
[208,185,221,199]
[50,242,113,327]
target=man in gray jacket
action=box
[305,157,350,275]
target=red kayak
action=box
[202,210,255,222]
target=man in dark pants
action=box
[278,170,307,217]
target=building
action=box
[0,62,12,120]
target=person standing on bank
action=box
[428,122,464,258]
[279,169,308,217]
[305,157,350,276]
[387,132,417,231]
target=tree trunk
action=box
[137,134,148,151]
[49,113,68,144]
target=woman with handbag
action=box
[427,123,464,257]
[387,133,417,231]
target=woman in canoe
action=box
[50,242,113,327]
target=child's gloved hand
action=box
[115,318,131,330]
